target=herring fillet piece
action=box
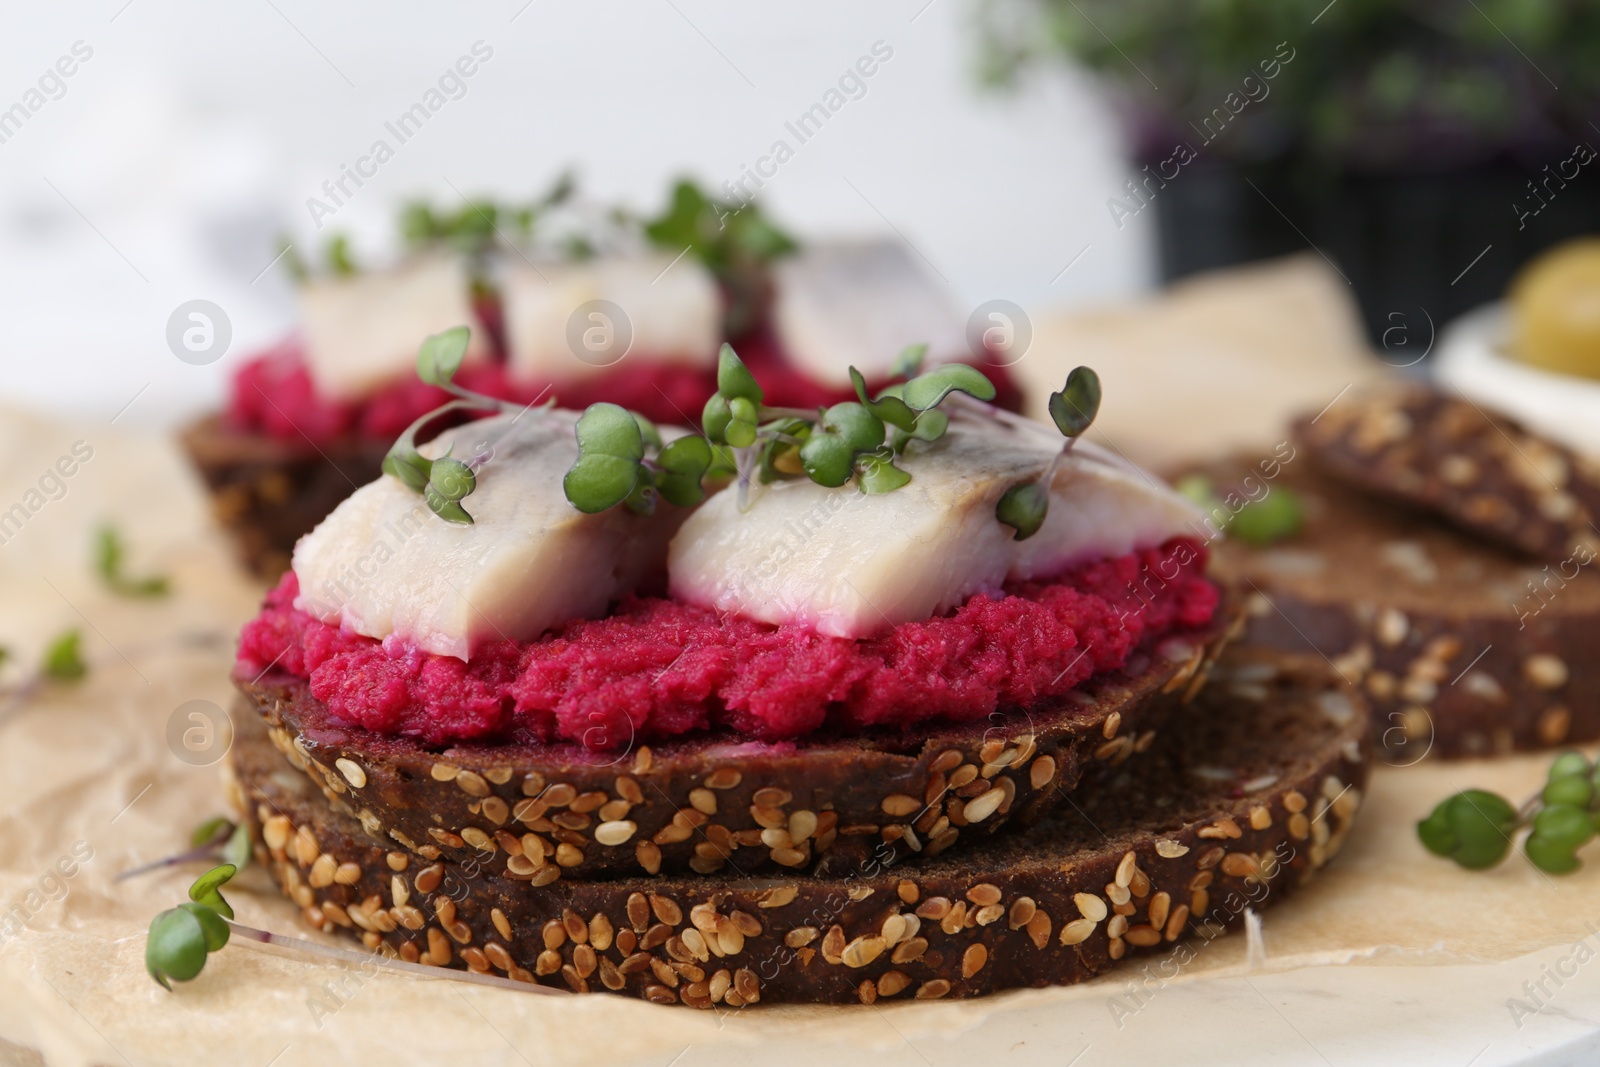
[292,411,685,660]
[502,253,721,384]
[298,252,489,401]
[668,418,1205,638]
[771,240,969,387]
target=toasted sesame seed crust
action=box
[1295,384,1600,563]
[233,604,1238,882]
[1181,451,1600,759]
[231,647,1369,1006]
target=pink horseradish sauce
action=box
[236,538,1217,749]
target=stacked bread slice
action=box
[1189,384,1600,759]
[229,630,1371,1004]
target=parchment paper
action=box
[3,261,1597,1067]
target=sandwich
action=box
[227,334,1369,1003]
[182,183,1020,578]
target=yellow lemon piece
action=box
[1511,237,1600,380]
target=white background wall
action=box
[0,0,1151,426]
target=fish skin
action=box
[291,410,689,660]
[667,417,1205,638]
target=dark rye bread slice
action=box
[228,648,1370,1006]
[1295,384,1600,562]
[233,605,1242,884]
[182,415,387,579]
[1181,454,1600,758]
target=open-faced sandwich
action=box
[217,330,1370,1004]
[182,181,1020,578]
[1180,381,1600,760]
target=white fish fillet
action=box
[292,411,687,660]
[298,253,489,401]
[668,416,1205,638]
[502,253,721,383]
[771,240,970,386]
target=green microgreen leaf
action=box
[222,822,253,871]
[716,344,764,405]
[656,436,713,507]
[910,408,949,443]
[901,364,997,410]
[94,524,170,598]
[564,403,645,514]
[179,901,231,952]
[702,394,733,445]
[382,450,432,493]
[41,630,86,682]
[429,456,476,503]
[188,863,238,920]
[850,367,918,432]
[624,468,659,517]
[821,402,886,453]
[326,234,357,277]
[189,817,234,850]
[424,484,474,525]
[1048,366,1101,438]
[633,413,664,453]
[891,343,929,380]
[146,907,208,990]
[1416,790,1517,869]
[415,326,472,388]
[857,453,912,494]
[996,482,1049,541]
[1229,489,1304,546]
[798,433,856,488]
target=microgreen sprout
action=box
[118,816,251,883]
[95,524,170,598]
[1175,475,1304,546]
[561,405,716,515]
[650,343,997,511]
[41,630,86,682]
[399,172,574,257]
[996,365,1102,540]
[146,864,237,990]
[380,326,546,525]
[1419,750,1600,874]
[643,179,797,335]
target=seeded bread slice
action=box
[1182,454,1600,758]
[233,604,1240,884]
[182,415,387,580]
[1294,384,1600,562]
[230,647,1369,1006]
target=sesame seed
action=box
[881,794,920,817]
[335,759,367,789]
[1155,840,1189,859]
[842,936,887,968]
[429,763,459,782]
[963,789,1004,823]
[1059,918,1097,945]
[1525,654,1570,690]
[595,820,638,846]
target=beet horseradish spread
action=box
[235,349,1218,749]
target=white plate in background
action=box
[1434,302,1600,457]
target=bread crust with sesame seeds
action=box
[232,601,1241,884]
[1294,384,1600,563]
[1181,453,1600,759]
[231,647,1369,1005]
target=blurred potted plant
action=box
[982,0,1600,348]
